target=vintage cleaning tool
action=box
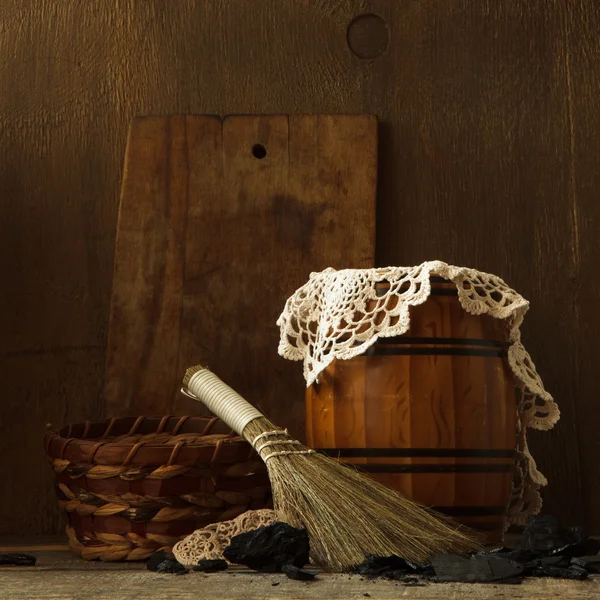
[182,365,480,571]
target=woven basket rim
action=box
[44,415,252,462]
[45,434,245,449]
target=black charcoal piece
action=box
[496,549,539,564]
[521,555,567,575]
[551,536,600,558]
[531,564,588,580]
[0,553,36,566]
[567,526,587,544]
[518,554,591,580]
[156,558,188,575]
[570,557,589,569]
[431,554,523,583]
[407,560,433,573]
[281,564,318,580]
[518,515,568,554]
[147,550,170,572]
[574,557,600,574]
[516,515,600,558]
[147,550,187,575]
[351,554,420,579]
[193,559,228,573]
[223,522,309,572]
[271,581,280,586]
[472,546,512,556]
[413,564,436,579]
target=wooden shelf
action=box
[0,538,598,600]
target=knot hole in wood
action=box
[347,14,389,59]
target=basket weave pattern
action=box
[45,416,272,561]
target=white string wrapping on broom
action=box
[183,369,316,461]
[182,368,263,435]
[252,430,316,462]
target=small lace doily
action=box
[172,509,277,566]
[277,261,559,527]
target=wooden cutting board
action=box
[103,114,376,436]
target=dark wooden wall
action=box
[1,1,599,535]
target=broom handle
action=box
[182,368,264,437]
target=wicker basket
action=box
[44,415,272,561]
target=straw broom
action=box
[182,365,481,572]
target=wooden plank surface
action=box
[1,0,600,536]
[0,540,598,600]
[103,114,377,433]
[563,0,600,535]
[369,0,587,525]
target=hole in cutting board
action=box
[252,144,267,159]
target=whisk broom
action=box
[182,365,481,571]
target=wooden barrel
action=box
[306,277,517,543]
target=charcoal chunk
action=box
[531,564,588,580]
[518,515,567,554]
[575,557,600,574]
[410,562,436,579]
[521,555,567,576]
[192,559,228,572]
[551,536,600,558]
[566,526,587,544]
[521,554,590,580]
[504,551,590,580]
[570,557,589,569]
[496,549,539,564]
[344,515,597,583]
[351,554,416,579]
[281,564,318,580]
[431,554,523,583]
[156,559,188,575]
[517,515,600,558]
[0,553,36,566]
[351,554,435,582]
[472,546,512,556]
[147,550,170,572]
[146,550,187,574]
[223,522,309,572]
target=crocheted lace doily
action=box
[277,260,559,526]
[173,509,276,566]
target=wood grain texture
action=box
[0,350,105,536]
[369,0,589,527]
[104,114,377,432]
[1,0,600,534]
[563,0,600,533]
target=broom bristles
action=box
[243,417,481,571]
